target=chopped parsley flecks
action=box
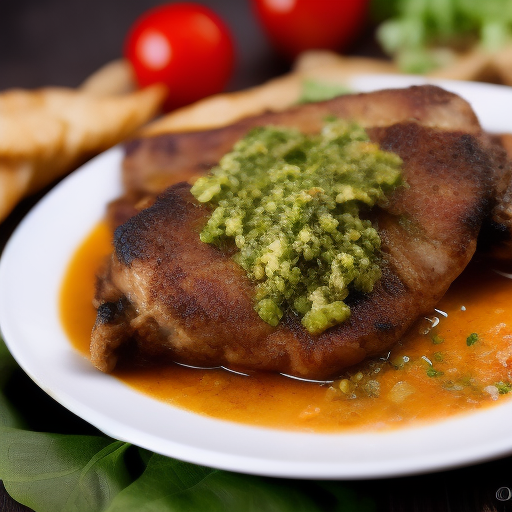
[432,334,444,345]
[433,352,444,362]
[426,365,444,378]
[495,381,512,395]
[466,332,479,346]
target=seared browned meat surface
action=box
[121,84,480,202]
[482,133,512,260]
[91,85,505,379]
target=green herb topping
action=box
[191,119,403,334]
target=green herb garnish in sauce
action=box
[495,381,512,394]
[432,334,445,345]
[467,332,479,346]
[191,119,403,334]
[426,365,444,378]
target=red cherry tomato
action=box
[124,3,235,110]
[251,0,369,60]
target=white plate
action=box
[2,76,512,480]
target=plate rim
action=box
[2,75,512,480]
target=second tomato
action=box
[125,3,235,110]
[252,0,369,60]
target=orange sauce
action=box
[60,224,512,432]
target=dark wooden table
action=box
[2,1,512,511]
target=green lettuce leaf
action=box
[0,336,25,429]
[374,0,512,73]
[107,452,374,512]
[0,431,133,512]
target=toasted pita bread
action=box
[0,80,165,223]
[79,58,137,96]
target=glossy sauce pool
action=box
[60,222,512,432]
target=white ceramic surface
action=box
[1,76,512,479]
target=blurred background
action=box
[0,0,382,92]
[0,0,286,91]
[3,0,512,97]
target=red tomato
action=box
[124,3,235,110]
[251,0,369,60]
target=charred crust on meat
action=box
[379,269,406,298]
[374,321,395,332]
[96,299,128,325]
[114,220,148,265]
[371,123,495,237]
[114,182,197,266]
[478,219,510,253]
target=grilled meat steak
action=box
[120,84,481,203]
[91,86,507,379]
